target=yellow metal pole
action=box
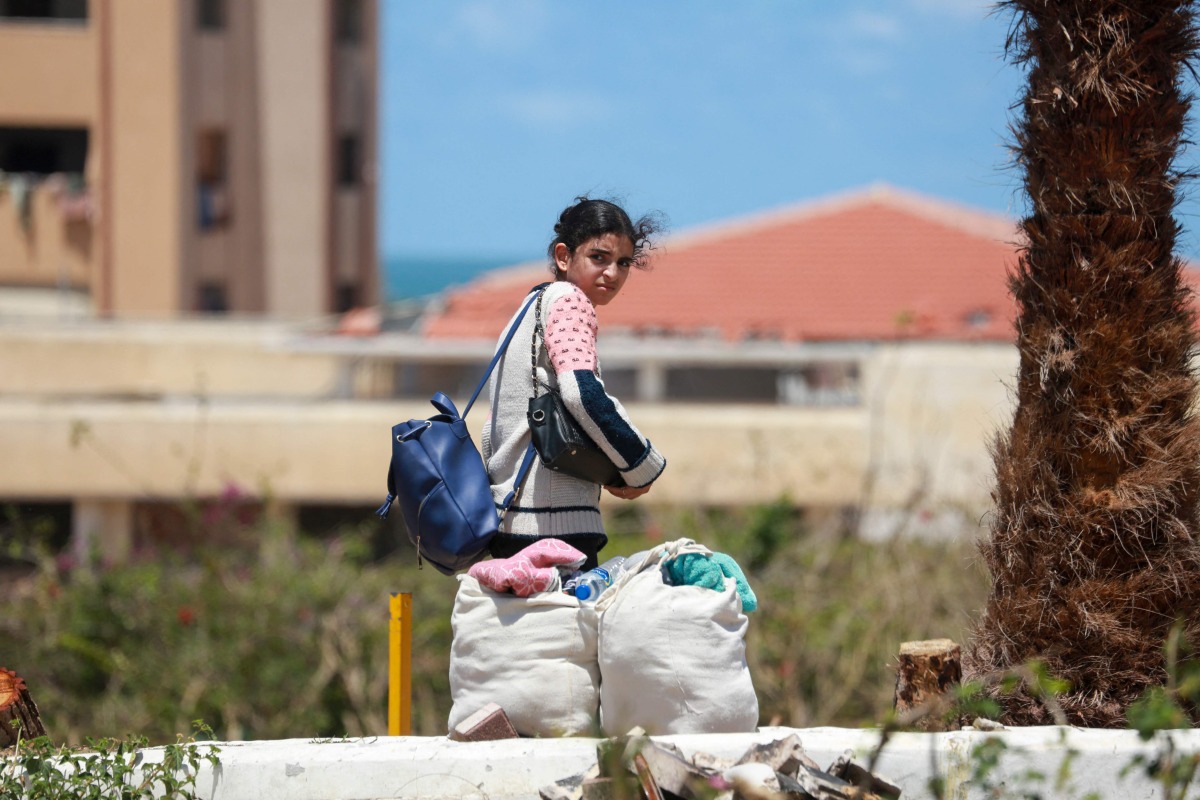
[388,592,412,735]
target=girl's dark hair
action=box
[547,196,665,270]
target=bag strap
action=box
[495,286,549,514]
[498,444,537,518]
[463,283,548,418]
[530,287,547,398]
[376,284,547,522]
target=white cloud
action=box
[905,0,991,22]
[845,9,906,43]
[497,89,615,129]
[825,10,906,77]
[451,0,551,53]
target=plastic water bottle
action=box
[572,556,626,602]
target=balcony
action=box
[0,171,94,291]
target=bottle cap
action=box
[575,585,593,601]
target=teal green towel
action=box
[665,552,758,613]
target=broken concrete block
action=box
[448,702,519,742]
[690,748,737,775]
[789,762,859,799]
[723,762,785,799]
[539,763,599,800]
[735,733,822,777]
[969,717,1005,731]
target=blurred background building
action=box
[0,0,377,318]
[3,2,1148,560]
[0,179,1033,555]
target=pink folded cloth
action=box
[468,539,587,596]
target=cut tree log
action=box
[0,668,47,747]
[894,638,961,726]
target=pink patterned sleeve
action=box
[544,287,598,374]
[542,283,667,488]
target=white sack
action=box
[448,574,600,737]
[598,563,758,736]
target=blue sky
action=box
[379,2,1200,264]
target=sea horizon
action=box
[382,253,533,302]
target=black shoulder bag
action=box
[526,288,625,487]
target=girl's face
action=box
[554,233,635,307]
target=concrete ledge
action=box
[137,726,1200,799]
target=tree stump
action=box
[0,668,47,747]
[894,639,961,726]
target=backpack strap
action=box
[376,284,550,521]
[498,444,538,519]
[462,283,549,418]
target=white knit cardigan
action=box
[481,281,666,558]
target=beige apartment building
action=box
[0,0,377,318]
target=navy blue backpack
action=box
[375,287,542,574]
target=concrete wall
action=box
[255,0,329,318]
[0,322,346,399]
[0,324,1018,521]
[0,18,96,124]
[130,727,1200,800]
[106,0,185,315]
[186,1,267,314]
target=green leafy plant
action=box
[1123,625,1200,800]
[0,722,219,800]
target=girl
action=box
[481,197,667,570]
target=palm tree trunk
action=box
[967,0,1200,725]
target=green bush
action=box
[2,503,988,744]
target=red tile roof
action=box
[420,185,1193,343]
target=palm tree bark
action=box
[967,0,1200,725]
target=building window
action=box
[394,362,489,401]
[196,129,230,230]
[334,0,362,44]
[0,0,87,21]
[197,282,228,314]
[665,367,781,404]
[336,134,360,187]
[650,363,862,405]
[0,126,88,174]
[196,0,224,31]
[778,363,861,407]
[335,282,359,313]
[964,308,993,329]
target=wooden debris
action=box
[630,753,665,800]
[0,668,46,747]
[633,739,715,799]
[547,733,904,800]
[827,751,902,800]
[448,702,518,742]
[580,777,616,800]
[893,639,961,726]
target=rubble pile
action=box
[539,731,901,800]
